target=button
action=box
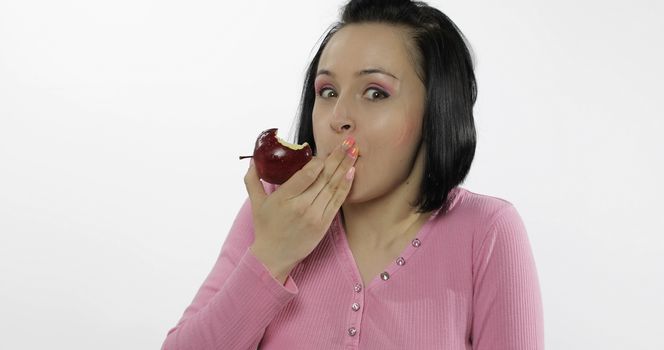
[380,272,390,281]
[411,238,421,247]
[351,302,361,311]
[354,283,362,293]
[348,327,358,336]
[396,257,406,266]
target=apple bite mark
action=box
[276,137,309,150]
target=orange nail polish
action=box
[347,145,359,159]
[342,136,355,151]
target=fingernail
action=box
[346,145,358,159]
[342,136,355,151]
[345,166,355,181]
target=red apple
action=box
[239,128,313,185]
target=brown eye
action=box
[364,87,389,101]
[319,87,337,98]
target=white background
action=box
[1,0,662,349]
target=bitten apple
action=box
[239,128,313,185]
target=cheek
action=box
[311,110,329,156]
[392,94,425,147]
[393,120,420,147]
[393,88,426,147]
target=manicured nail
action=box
[342,136,355,151]
[346,166,356,181]
[347,145,359,159]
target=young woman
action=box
[162,0,544,349]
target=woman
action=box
[161,0,544,349]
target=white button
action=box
[348,327,358,336]
[411,238,421,247]
[396,257,406,266]
[351,302,360,311]
[354,283,362,293]
[380,272,390,281]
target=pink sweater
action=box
[161,185,544,349]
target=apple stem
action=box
[238,155,253,160]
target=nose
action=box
[330,95,355,133]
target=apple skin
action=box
[252,128,313,185]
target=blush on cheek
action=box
[394,123,417,146]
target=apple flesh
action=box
[239,128,313,185]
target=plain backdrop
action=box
[1,0,662,349]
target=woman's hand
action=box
[244,137,358,283]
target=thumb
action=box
[243,158,267,210]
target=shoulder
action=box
[442,187,526,251]
[450,188,531,266]
[445,187,518,227]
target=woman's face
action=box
[312,23,427,203]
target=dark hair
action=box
[294,0,477,214]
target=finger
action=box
[243,159,267,211]
[300,140,356,207]
[307,142,358,219]
[319,160,356,224]
[274,157,325,200]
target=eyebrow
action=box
[316,68,399,80]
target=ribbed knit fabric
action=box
[161,185,544,350]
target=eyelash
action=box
[317,86,390,101]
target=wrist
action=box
[249,244,294,284]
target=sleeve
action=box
[470,204,545,349]
[160,193,299,350]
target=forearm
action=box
[161,249,299,350]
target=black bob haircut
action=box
[294,0,477,214]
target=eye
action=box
[364,87,390,101]
[318,87,337,98]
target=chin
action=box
[343,178,361,204]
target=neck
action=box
[340,143,432,249]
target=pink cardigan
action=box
[161,185,544,349]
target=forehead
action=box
[318,23,417,77]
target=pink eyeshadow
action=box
[368,83,394,96]
[314,79,329,93]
